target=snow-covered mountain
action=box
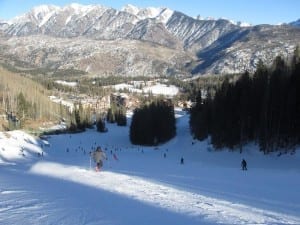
[3,3,175,38]
[0,3,299,76]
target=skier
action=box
[92,146,107,171]
[113,153,119,161]
[180,157,184,165]
[241,158,247,170]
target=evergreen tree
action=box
[107,107,116,123]
[116,107,127,126]
[16,92,29,128]
[16,92,28,120]
[190,91,211,141]
[288,47,300,146]
[96,118,107,132]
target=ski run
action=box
[1,109,300,225]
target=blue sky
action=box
[0,0,299,25]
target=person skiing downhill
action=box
[92,146,107,171]
[241,158,247,170]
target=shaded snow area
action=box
[1,110,300,225]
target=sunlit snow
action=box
[113,82,179,96]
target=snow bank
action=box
[0,130,44,165]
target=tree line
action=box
[190,47,300,153]
[130,99,176,146]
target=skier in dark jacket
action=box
[180,157,184,165]
[241,159,247,170]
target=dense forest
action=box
[130,99,176,146]
[190,47,300,153]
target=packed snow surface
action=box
[1,110,300,225]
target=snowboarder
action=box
[241,159,247,170]
[92,146,107,171]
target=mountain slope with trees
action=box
[0,67,69,131]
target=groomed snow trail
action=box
[30,162,300,225]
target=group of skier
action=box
[90,145,248,171]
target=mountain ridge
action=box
[0,4,299,76]
[289,19,300,28]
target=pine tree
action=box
[190,90,210,141]
[116,106,127,126]
[16,92,28,120]
[96,118,107,132]
[288,47,300,146]
[107,107,116,123]
[16,92,29,128]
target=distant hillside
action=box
[0,67,68,131]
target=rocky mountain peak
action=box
[121,4,140,15]
[61,3,102,14]
[121,4,173,24]
[31,4,59,16]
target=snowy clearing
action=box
[113,82,179,96]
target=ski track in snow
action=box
[0,189,50,225]
[29,162,300,225]
[0,185,97,225]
